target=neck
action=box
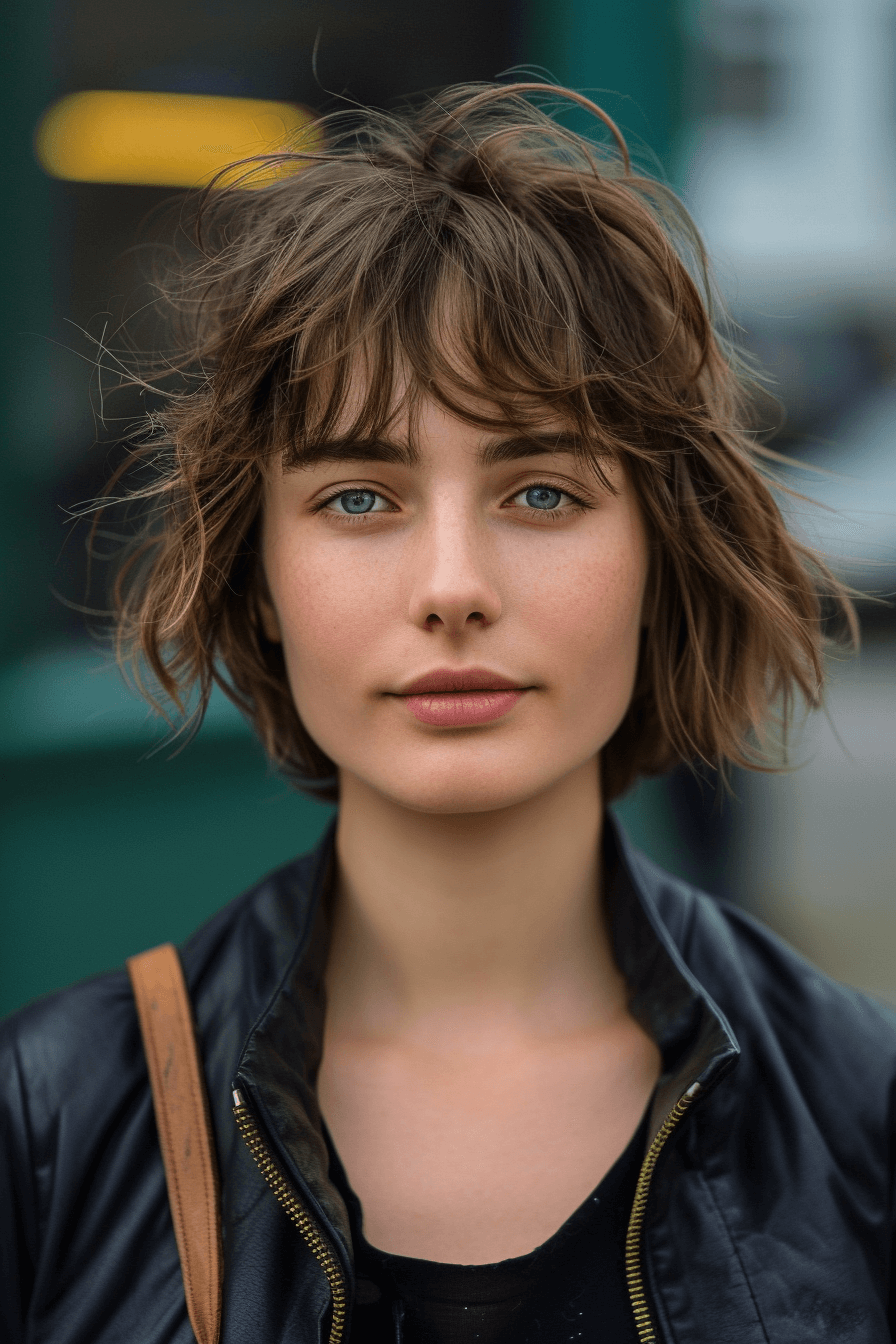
[326,759,627,1045]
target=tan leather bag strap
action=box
[127,943,223,1344]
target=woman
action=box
[2,83,894,1344]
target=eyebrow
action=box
[289,432,583,470]
[479,433,581,466]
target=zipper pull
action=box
[232,1088,245,1108]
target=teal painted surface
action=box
[522,0,684,178]
[0,651,337,1019]
[0,644,250,756]
[612,777,684,874]
[0,733,334,1019]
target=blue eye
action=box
[331,490,378,514]
[524,486,563,510]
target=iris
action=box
[340,490,377,513]
[526,486,562,510]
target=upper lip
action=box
[395,668,529,695]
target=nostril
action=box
[421,608,494,631]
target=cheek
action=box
[266,533,394,698]
[510,520,648,689]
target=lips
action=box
[393,668,531,727]
[399,668,524,695]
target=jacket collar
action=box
[232,813,740,1272]
[606,819,740,1140]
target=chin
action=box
[384,779,540,816]
[352,744,575,816]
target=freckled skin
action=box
[260,399,649,816]
[260,392,660,1263]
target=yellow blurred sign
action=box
[35,90,316,189]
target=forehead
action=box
[288,337,610,472]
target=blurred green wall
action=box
[0,736,333,1018]
[525,0,684,177]
[1,0,684,1020]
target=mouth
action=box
[391,668,533,727]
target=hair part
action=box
[102,80,857,802]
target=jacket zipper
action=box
[232,1090,348,1344]
[235,1076,698,1344]
[625,1080,701,1344]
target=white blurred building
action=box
[679,0,896,994]
[681,0,896,316]
[680,0,896,583]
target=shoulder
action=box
[0,963,148,1309]
[0,837,327,1139]
[0,966,141,1142]
[686,881,896,1068]
[632,845,896,1129]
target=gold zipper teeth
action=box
[625,1084,700,1344]
[234,1104,348,1344]
[236,1081,696,1344]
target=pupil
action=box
[526,486,562,510]
[342,490,376,513]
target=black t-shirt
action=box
[326,1112,647,1344]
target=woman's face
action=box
[260,391,650,814]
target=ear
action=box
[254,567,283,643]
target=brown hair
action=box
[104,81,856,802]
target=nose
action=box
[407,507,502,635]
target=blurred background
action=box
[2,0,894,1019]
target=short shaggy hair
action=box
[106,81,855,802]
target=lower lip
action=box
[401,689,527,726]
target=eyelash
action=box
[511,484,590,521]
[312,482,591,524]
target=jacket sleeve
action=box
[0,971,189,1344]
[0,1015,40,1344]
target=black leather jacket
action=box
[3,817,896,1343]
